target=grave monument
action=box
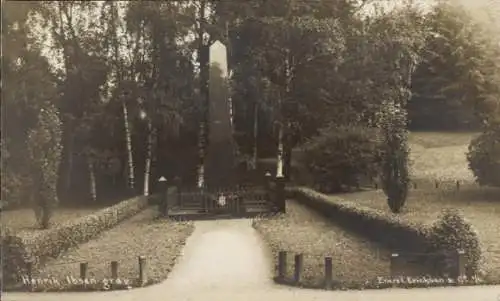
[204,40,237,189]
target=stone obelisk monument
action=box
[204,40,237,189]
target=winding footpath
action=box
[4,219,500,301]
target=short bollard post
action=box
[294,254,303,283]
[435,180,439,189]
[456,180,460,191]
[278,251,287,280]
[453,249,467,281]
[80,262,88,280]
[413,181,417,189]
[138,256,147,286]
[324,257,333,289]
[111,261,118,279]
[26,261,33,291]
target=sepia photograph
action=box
[1,0,499,300]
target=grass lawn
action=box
[408,131,479,182]
[1,206,104,235]
[253,200,392,289]
[408,131,479,148]
[27,206,194,290]
[259,131,479,183]
[328,186,500,282]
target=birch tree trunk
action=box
[197,123,206,188]
[276,125,284,178]
[283,126,292,181]
[196,1,208,189]
[122,101,135,190]
[88,156,97,202]
[64,131,75,194]
[276,53,291,178]
[143,120,154,196]
[251,102,259,170]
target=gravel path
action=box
[4,219,500,301]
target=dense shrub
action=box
[298,125,384,193]
[27,105,63,228]
[3,195,149,285]
[429,209,482,277]
[1,227,31,285]
[467,122,500,187]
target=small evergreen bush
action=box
[429,209,482,278]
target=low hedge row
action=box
[286,187,482,277]
[2,195,151,285]
[1,227,32,285]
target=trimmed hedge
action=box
[2,195,151,285]
[286,187,482,277]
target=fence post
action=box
[324,257,333,290]
[390,253,403,278]
[275,176,286,213]
[456,180,460,191]
[111,261,118,279]
[453,249,466,281]
[294,254,303,283]
[80,262,88,280]
[264,171,272,207]
[277,251,287,280]
[158,176,168,216]
[138,256,147,286]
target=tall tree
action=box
[409,1,500,130]
[2,1,60,208]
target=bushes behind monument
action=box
[1,196,149,285]
[287,187,482,278]
[298,125,384,193]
